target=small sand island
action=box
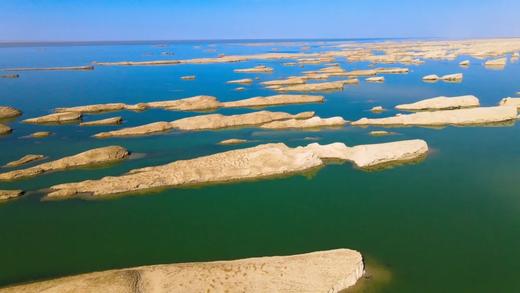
[0,249,364,293]
[276,79,358,92]
[46,139,427,198]
[234,65,273,73]
[221,94,324,108]
[218,138,248,145]
[80,116,123,126]
[0,146,129,181]
[3,65,94,71]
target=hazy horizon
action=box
[2,0,520,42]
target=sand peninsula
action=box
[3,154,45,168]
[0,146,129,181]
[0,249,364,293]
[46,140,427,198]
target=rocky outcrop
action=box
[260,116,347,129]
[3,65,94,71]
[0,190,23,201]
[218,139,248,145]
[221,95,324,108]
[0,124,12,135]
[3,155,45,168]
[498,97,520,108]
[422,74,440,82]
[227,78,253,84]
[352,106,517,127]
[0,146,129,181]
[94,111,315,137]
[0,106,22,120]
[0,249,364,293]
[29,131,52,138]
[234,65,273,73]
[395,95,480,111]
[276,79,358,92]
[80,117,123,126]
[46,140,428,198]
[441,73,463,82]
[23,112,81,124]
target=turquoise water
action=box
[1,40,520,292]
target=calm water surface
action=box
[1,40,520,292]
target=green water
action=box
[1,40,520,292]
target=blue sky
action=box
[1,0,519,41]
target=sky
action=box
[1,0,519,42]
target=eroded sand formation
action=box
[23,112,82,124]
[352,106,517,127]
[0,124,11,135]
[234,65,273,73]
[395,95,480,111]
[0,249,364,293]
[260,116,347,129]
[46,140,427,198]
[0,106,22,120]
[80,117,123,126]
[276,79,358,92]
[3,154,45,168]
[94,111,316,137]
[221,94,324,108]
[218,138,248,145]
[499,97,520,108]
[0,146,129,181]
[0,190,23,201]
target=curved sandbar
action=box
[0,106,22,120]
[221,94,324,108]
[395,95,480,111]
[94,111,314,138]
[80,116,123,126]
[0,249,363,293]
[3,154,44,168]
[0,124,12,135]
[276,79,358,92]
[0,190,23,201]
[23,112,81,124]
[352,106,518,127]
[3,65,94,71]
[46,140,427,198]
[260,116,347,129]
[0,146,129,181]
